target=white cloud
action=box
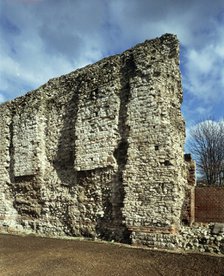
[0,0,108,100]
[107,0,224,109]
[0,94,6,103]
[195,106,213,116]
[187,48,214,74]
[183,31,224,103]
[0,0,224,125]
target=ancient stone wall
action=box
[1,34,188,246]
[181,154,196,225]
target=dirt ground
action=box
[0,234,224,276]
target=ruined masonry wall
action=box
[0,34,186,244]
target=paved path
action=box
[0,234,224,275]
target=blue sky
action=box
[0,0,224,148]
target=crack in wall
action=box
[52,76,83,235]
[54,77,81,173]
[8,108,15,184]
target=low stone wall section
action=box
[131,224,224,254]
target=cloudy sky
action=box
[0,0,224,146]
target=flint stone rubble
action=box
[0,34,223,254]
[132,223,224,254]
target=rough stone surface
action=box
[132,223,224,254]
[0,33,222,254]
[181,154,195,226]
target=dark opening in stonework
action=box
[14,175,35,183]
[89,87,99,101]
[155,145,159,151]
[164,160,172,166]
[153,71,161,77]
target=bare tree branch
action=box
[189,119,224,186]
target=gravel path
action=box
[0,234,224,275]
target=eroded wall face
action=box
[0,34,186,243]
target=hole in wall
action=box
[164,160,172,166]
[153,71,161,77]
[89,88,99,100]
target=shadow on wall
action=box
[51,53,136,242]
[53,75,81,182]
[51,71,119,239]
